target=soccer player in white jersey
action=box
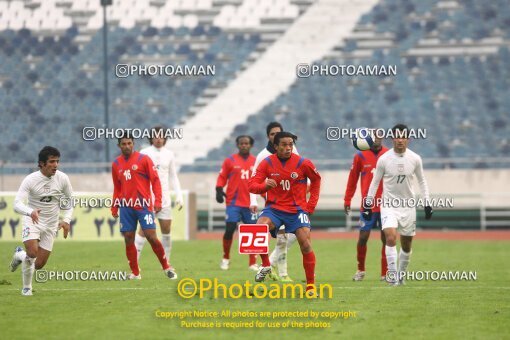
[365,124,433,285]
[135,126,183,268]
[250,122,298,282]
[10,146,73,296]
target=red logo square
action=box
[238,224,269,254]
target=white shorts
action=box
[155,206,172,220]
[381,207,416,237]
[22,223,57,251]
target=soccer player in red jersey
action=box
[111,131,176,280]
[344,134,388,281]
[249,132,321,296]
[216,136,258,271]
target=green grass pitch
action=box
[0,239,508,339]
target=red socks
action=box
[260,253,270,267]
[150,239,170,270]
[381,244,387,276]
[303,251,316,288]
[223,239,233,259]
[126,243,139,276]
[357,244,367,271]
[249,254,257,266]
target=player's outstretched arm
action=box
[60,173,74,225]
[215,158,232,204]
[248,161,272,194]
[344,154,362,214]
[304,160,321,214]
[111,163,121,218]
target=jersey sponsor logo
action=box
[43,186,50,193]
[290,172,298,179]
[398,164,404,172]
[270,173,280,177]
[363,164,372,168]
[233,165,241,169]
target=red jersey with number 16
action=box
[111,151,162,215]
[248,153,321,214]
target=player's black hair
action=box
[236,135,254,146]
[266,122,283,136]
[117,129,134,145]
[391,123,409,139]
[38,146,60,168]
[149,125,167,145]
[273,131,297,146]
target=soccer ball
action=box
[352,128,375,151]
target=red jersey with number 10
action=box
[248,153,321,214]
[111,151,162,215]
[216,153,255,207]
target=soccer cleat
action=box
[9,246,23,272]
[352,270,366,281]
[220,259,229,270]
[268,265,280,281]
[248,264,260,272]
[21,288,33,296]
[128,273,142,280]
[165,268,178,280]
[279,275,293,283]
[255,266,271,282]
[306,289,318,298]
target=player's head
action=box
[149,125,166,148]
[38,146,60,176]
[236,135,254,156]
[117,130,134,156]
[273,131,297,159]
[391,123,409,153]
[371,128,383,152]
[266,122,283,144]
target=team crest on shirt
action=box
[398,164,404,172]
[43,186,50,193]
[290,172,298,179]
[132,165,138,171]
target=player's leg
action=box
[268,230,286,281]
[120,208,141,279]
[221,206,240,270]
[134,227,146,260]
[34,229,54,270]
[159,218,172,261]
[138,208,176,279]
[241,208,259,271]
[294,227,316,296]
[381,208,399,285]
[254,209,281,282]
[353,229,370,281]
[397,208,416,283]
[21,239,38,296]
[380,228,387,280]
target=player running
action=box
[365,124,433,285]
[216,135,258,271]
[344,133,389,281]
[250,122,298,282]
[10,146,73,296]
[249,132,321,296]
[111,131,176,280]
[135,126,183,268]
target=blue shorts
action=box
[359,212,381,231]
[225,205,257,224]
[259,207,311,237]
[119,207,156,232]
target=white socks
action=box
[135,233,172,261]
[398,249,412,273]
[385,245,398,274]
[268,233,298,277]
[134,234,146,260]
[22,256,35,289]
[161,233,171,261]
